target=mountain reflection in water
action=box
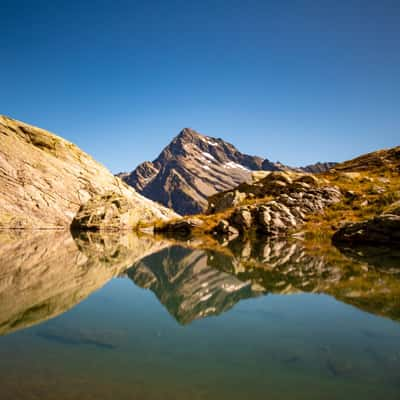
[1,230,399,336]
[128,237,400,324]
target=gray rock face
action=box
[0,115,177,229]
[118,128,287,215]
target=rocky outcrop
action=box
[118,128,287,215]
[71,191,178,231]
[0,115,177,229]
[332,203,400,246]
[208,171,342,237]
[0,230,172,335]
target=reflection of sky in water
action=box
[0,231,399,400]
[1,274,400,400]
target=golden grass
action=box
[303,169,400,238]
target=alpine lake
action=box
[0,230,399,400]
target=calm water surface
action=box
[0,231,399,400]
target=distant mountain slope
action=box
[119,128,286,215]
[299,161,337,173]
[333,146,400,172]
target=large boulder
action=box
[207,190,247,214]
[332,214,400,245]
[0,115,177,229]
[71,192,172,231]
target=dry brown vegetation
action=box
[302,168,400,239]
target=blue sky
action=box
[1,0,399,172]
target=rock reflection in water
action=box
[1,229,399,335]
[129,237,400,324]
[0,230,172,335]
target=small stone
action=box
[345,190,357,199]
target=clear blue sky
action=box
[1,0,399,172]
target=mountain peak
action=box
[174,128,211,147]
[177,127,201,139]
[120,128,286,215]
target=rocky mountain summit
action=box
[0,116,177,229]
[118,128,287,215]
